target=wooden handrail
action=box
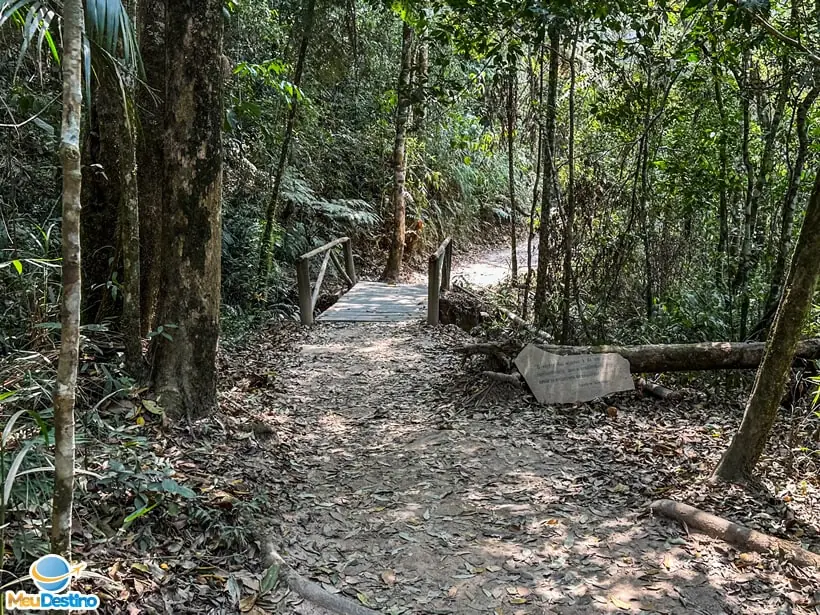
[300,236,350,262]
[427,237,453,325]
[296,237,357,325]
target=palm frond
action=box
[1,0,142,103]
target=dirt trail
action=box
[451,242,537,287]
[221,318,809,615]
[407,240,537,288]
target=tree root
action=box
[650,499,820,568]
[259,538,380,615]
[482,370,523,387]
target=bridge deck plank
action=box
[317,281,427,322]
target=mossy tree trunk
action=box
[533,23,560,326]
[382,21,414,283]
[151,0,224,419]
[713,167,820,483]
[51,0,84,559]
[136,0,166,336]
[80,75,121,322]
[120,0,143,379]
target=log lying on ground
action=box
[497,307,552,342]
[260,538,379,615]
[637,378,682,401]
[536,340,820,372]
[651,499,820,568]
[457,339,820,373]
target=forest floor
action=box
[85,249,820,615]
[205,321,820,615]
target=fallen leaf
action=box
[357,592,372,607]
[259,564,280,595]
[611,596,632,610]
[381,570,397,586]
[239,594,257,612]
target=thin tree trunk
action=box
[638,57,654,321]
[506,65,518,281]
[412,29,428,133]
[757,83,820,335]
[522,44,544,321]
[151,0,224,419]
[714,167,820,482]
[382,22,414,283]
[258,0,316,281]
[560,32,578,344]
[735,54,791,339]
[121,0,143,379]
[533,23,560,325]
[136,0,165,335]
[51,0,84,559]
[729,53,753,339]
[709,55,730,283]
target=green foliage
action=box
[1,0,141,104]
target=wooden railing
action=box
[427,236,453,325]
[296,237,357,325]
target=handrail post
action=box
[442,241,452,291]
[343,239,357,286]
[427,255,441,325]
[296,258,313,325]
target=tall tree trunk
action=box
[560,32,578,344]
[757,82,820,335]
[412,29,429,133]
[728,52,753,339]
[382,21,414,283]
[258,0,317,281]
[121,0,143,379]
[522,43,544,321]
[151,0,224,419]
[80,78,121,322]
[714,167,820,483]
[506,65,518,281]
[136,0,166,336]
[709,55,730,284]
[51,0,84,559]
[734,54,791,339]
[639,99,653,321]
[533,23,560,326]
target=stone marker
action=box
[514,344,634,404]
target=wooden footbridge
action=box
[296,236,453,325]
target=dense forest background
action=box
[4,0,817,351]
[2,0,820,611]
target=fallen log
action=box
[259,538,379,615]
[637,378,682,401]
[651,499,820,568]
[537,340,820,372]
[497,307,552,342]
[458,339,820,373]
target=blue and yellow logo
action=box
[4,554,99,611]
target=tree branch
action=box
[728,0,820,66]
